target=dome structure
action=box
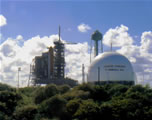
[87,52,136,85]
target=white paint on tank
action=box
[88,52,136,82]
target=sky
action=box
[0,0,152,87]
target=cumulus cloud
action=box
[16,35,23,40]
[65,42,90,81]
[0,15,7,27]
[103,24,133,47]
[78,23,91,32]
[140,31,152,58]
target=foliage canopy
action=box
[0,83,152,120]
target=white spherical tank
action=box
[87,52,136,84]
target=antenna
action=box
[86,73,88,83]
[28,64,31,87]
[101,40,103,53]
[17,67,21,89]
[90,39,92,63]
[82,64,85,83]
[59,25,61,42]
[110,42,112,51]
[98,67,100,84]
[143,72,144,85]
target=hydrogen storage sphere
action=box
[87,52,136,85]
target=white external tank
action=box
[87,52,136,84]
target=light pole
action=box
[18,67,21,89]
[82,64,85,83]
[28,64,31,87]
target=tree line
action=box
[0,82,152,120]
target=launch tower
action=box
[53,26,65,79]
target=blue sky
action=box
[1,0,152,43]
[0,0,152,87]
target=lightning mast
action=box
[53,26,65,79]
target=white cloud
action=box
[140,31,152,59]
[103,24,133,47]
[65,42,90,82]
[78,23,91,32]
[16,35,23,40]
[0,15,7,27]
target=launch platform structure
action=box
[53,26,65,79]
[30,26,78,87]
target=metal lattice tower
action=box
[53,26,65,79]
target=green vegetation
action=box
[0,83,152,120]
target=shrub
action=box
[74,99,100,120]
[13,105,37,120]
[39,95,67,119]
[34,84,59,104]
